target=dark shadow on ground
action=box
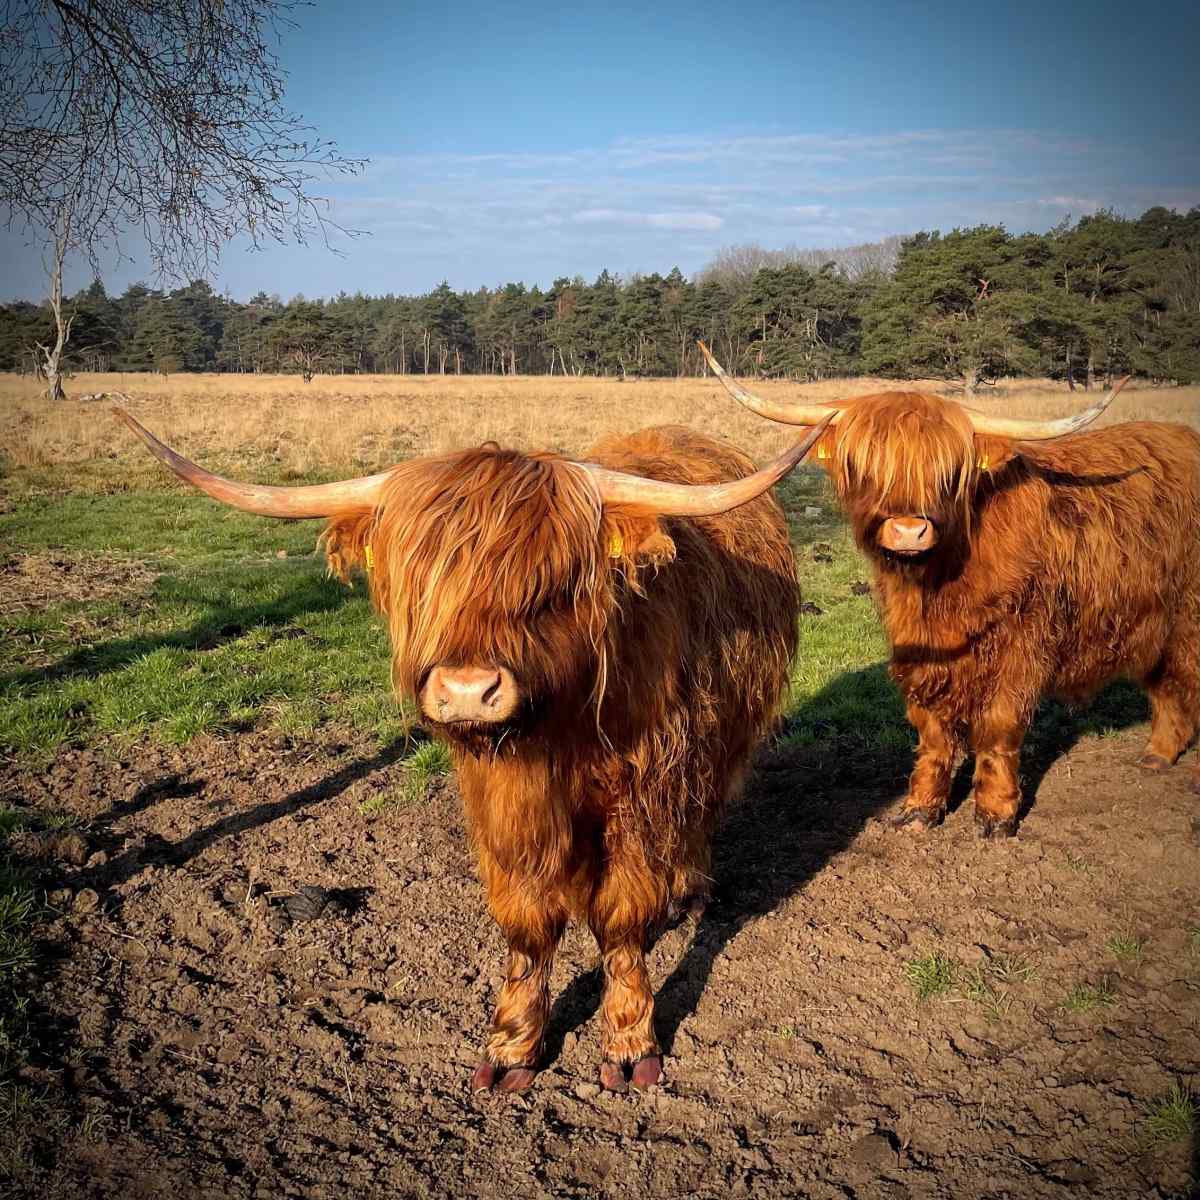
[651,665,1154,1055]
[1,565,357,692]
[79,739,409,909]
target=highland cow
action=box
[117,410,830,1091]
[701,343,1198,837]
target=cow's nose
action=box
[878,516,939,554]
[420,665,520,725]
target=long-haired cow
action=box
[701,343,1200,837]
[117,410,830,1092]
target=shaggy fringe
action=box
[826,391,1200,820]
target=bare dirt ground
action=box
[5,716,1198,1199]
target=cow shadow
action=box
[0,560,360,692]
[76,739,411,911]
[542,661,1155,1060]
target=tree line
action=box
[2,207,1197,392]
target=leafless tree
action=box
[0,0,363,397]
[697,235,906,288]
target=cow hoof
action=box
[630,1055,663,1090]
[1135,753,1173,773]
[975,813,1017,839]
[890,806,940,831]
[599,1060,629,1093]
[471,1062,536,1093]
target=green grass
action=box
[1107,933,1145,963]
[0,492,404,759]
[904,951,959,1001]
[1062,977,1119,1014]
[0,466,1160,777]
[1141,1082,1198,1146]
[359,737,453,816]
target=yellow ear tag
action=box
[608,531,624,559]
[364,544,375,570]
[817,444,829,460]
[977,455,990,472]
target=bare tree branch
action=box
[0,0,365,282]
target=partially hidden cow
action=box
[701,343,1200,837]
[116,410,830,1091]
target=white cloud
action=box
[572,209,724,231]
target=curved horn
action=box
[698,341,842,426]
[698,341,1130,440]
[114,408,394,518]
[580,414,833,517]
[964,377,1130,438]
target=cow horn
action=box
[117,405,830,524]
[113,408,394,518]
[579,414,833,517]
[961,378,1130,438]
[697,342,1130,441]
[698,341,843,427]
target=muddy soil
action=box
[4,721,1198,1199]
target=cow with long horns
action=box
[117,410,831,1092]
[701,344,1200,837]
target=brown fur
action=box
[818,392,1200,834]
[323,426,799,1074]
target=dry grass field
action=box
[2,371,1199,1199]
[2,371,1197,485]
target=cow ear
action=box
[972,433,1020,477]
[321,507,375,583]
[603,509,677,569]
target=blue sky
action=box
[3,0,1197,301]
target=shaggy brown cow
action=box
[116,410,830,1092]
[700,344,1199,837]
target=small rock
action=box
[574,1082,602,1101]
[849,1131,899,1170]
[850,581,871,596]
[283,885,333,922]
[803,505,822,518]
[48,888,73,908]
[276,549,288,559]
[73,888,101,914]
[800,601,823,616]
[86,849,109,868]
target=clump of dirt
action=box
[0,553,160,616]
[4,723,1199,1199]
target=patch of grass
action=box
[1141,1082,1198,1146]
[959,966,1014,1021]
[905,952,958,1001]
[0,498,400,759]
[986,953,1037,984]
[1107,932,1145,963]
[1061,977,1119,1014]
[359,737,453,816]
[1187,926,1200,955]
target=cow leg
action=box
[1137,638,1200,773]
[589,862,667,1091]
[471,857,566,1093]
[892,701,959,831]
[969,705,1028,839]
